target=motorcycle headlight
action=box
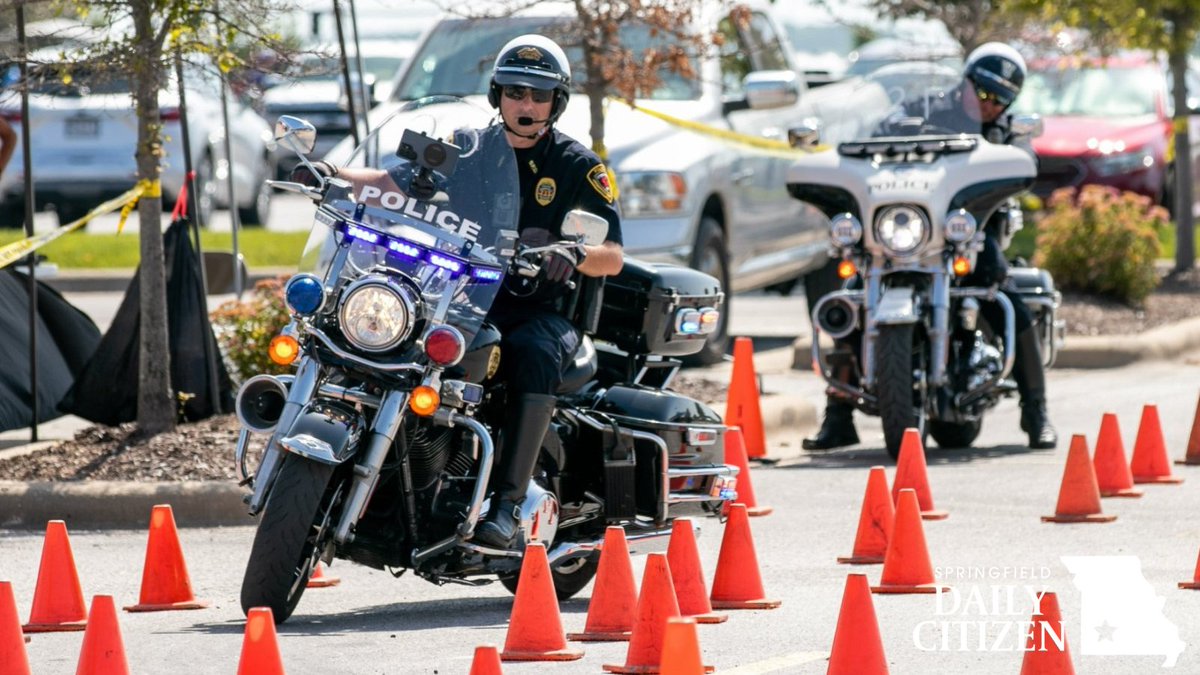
[338,279,416,352]
[874,205,928,256]
[829,213,863,246]
[944,209,977,243]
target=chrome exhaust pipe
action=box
[813,294,859,340]
[235,375,290,433]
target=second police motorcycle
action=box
[234,98,735,623]
[788,64,1064,458]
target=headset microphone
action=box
[517,116,550,126]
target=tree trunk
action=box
[132,0,175,435]
[1170,40,1195,272]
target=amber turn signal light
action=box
[268,334,300,366]
[952,256,971,277]
[836,260,857,279]
[409,385,440,416]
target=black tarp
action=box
[0,269,102,431]
[60,219,233,425]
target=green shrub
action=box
[210,275,293,384]
[1034,185,1169,305]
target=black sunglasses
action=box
[502,85,554,104]
[975,89,1011,106]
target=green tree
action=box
[864,0,1030,51]
[1006,0,1198,272]
[4,0,285,435]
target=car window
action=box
[1012,66,1159,117]
[745,12,790,72]
[393,16,701,102]
[718,16,752,97]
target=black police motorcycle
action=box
[234,98,734,623]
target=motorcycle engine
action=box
[966,335,1004,391]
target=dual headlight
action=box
[829,207,975,254]
[338,277,417,352]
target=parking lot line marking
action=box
[721,651,829,674]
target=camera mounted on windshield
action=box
[397,129,462,201]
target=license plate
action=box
[65,117,99,137]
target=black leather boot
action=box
[802,398,859,450]
[474,393,556,548]
[1013,327,1058,449]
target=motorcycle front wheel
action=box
[240,453,338,623]
[876,322,926,459]
[499,551,600,601]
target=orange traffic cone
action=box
[666,519,726,624]
[1019,592,1074,675]
[500,543,584,662]
[872,489,949,594]
[605,554,711,674]
[238,607,285,675]
[725,337,767,460]
[891,428,948,520]
[569,526,638,642]
[75,595,130,675]
[659,618,704,675]
[710,504,781,610]
[1042,435,1117,523]
[1131,404,1184,484]
[124,504,210,612]
[23,520,88,632]
[307,563,340,588]
[469,644,504,675]
[828,574,889,674]
[1093,413,1143,498]
[1179,548,1200,590]
[1176,394,1200,465]
[722,427,771,516]
[839,466,894,565]
[0,581,31,675]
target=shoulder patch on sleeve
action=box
[586,163,615,204]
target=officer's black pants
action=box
[491,309,580,395]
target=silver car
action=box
[0,56,276,227]
[356,1,830,362]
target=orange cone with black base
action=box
[891,428,947,520]
[23,520,87,632]
[828,574,889,674]
[710,504,781,610]
[569,526,638,642]
[306,563,340,588]
[469,645,504,675]
[605,554,712,674]
[1179,548,1200,590]
[501,543,584,662]
[872,489,949,594]
[1093,413,1143,498]
[1176,394,1200,465]
[75,595,129,675]
[725,337,767,460]
[659,618,704,675]
[1019,592,1074,675]
[237,607,285,675]
[722,427,772,516]
[1131,404,1184,484]
[1042,435,1117,523]
[125,504,210,612]
[839,466,894,565]
[666,519,726,624]
[0,581,31,675]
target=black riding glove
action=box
[541,247,581,283]
[289,160,338,188]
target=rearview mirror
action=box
[562,210,608,246]
[274,115,318,155]
[744,70,801,110]
[788,118,822,148]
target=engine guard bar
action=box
[544,520,697,568]
[1022,294,1063,368]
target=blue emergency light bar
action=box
[340,221,502,284]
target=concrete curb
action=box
[0,480,248,529]
[791,317,1200,371]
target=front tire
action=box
[499,551,601,601]
[240,454,337,623]
[876,323,925,459]
[685,216,731,366]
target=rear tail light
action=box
[423,326,465,366]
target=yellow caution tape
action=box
[0,180,157,271]
[613,98,831,157]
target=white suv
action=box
[349,1,831,362]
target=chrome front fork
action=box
[333,390,408,545]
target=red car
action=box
[1011,53,1200,215]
